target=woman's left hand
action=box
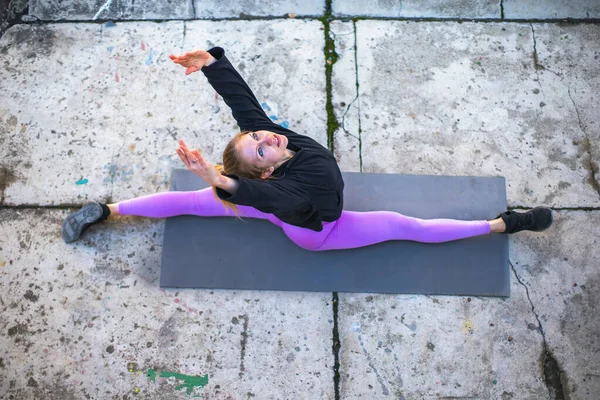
[176,140,223,186]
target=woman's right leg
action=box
[116,187,270,220]
[63,188,272,243]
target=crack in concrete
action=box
[340,97,359,139]
[500,0,505,20]
[529,24,546,98]
[238,314,249,379]
[321,5,341,399]
[509,205,600,211]
[510,261,566,400]
[321,17,340,152]
[190,0,197,19]
[565,87,600,198]
[182,21,187,48]
[353,20,363,172]
[358,334,390,396]
[14,16,600,26]
[331,293,341,400]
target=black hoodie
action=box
[201,47,344,232]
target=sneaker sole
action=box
[531,206,553,232]
[62,203,103,243]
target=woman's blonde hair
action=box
[212,130,268,214]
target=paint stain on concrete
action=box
[147,368,208,395]
[400,314,417,332]
[145,49,155,65]
[463,320,474,335]
[75,178,88,185]
[8,324,28,336]
[0,167,17,196]
[103,164,134,183]
[23,290,39,302]
[9,25,56,53]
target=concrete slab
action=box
[0,20,326,205]
[335,20,600,207]
[0,209,334,399]
[29,0,324,20]
[510,211,600,399]
[28,0,194,21]
[337,273,547,398]
[192,0,324,18]
[503,0,600,20]
[532,23,600,200]
[332,0,500,19]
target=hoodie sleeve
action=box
[201,47,277,132]
[215,174,308,212]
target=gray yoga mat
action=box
[160,169,509,296]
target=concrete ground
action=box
[1,1,599,399]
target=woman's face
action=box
[236,130,290,173]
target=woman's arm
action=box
[170,47,276,131]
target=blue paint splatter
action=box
[75,178,88,185]
[261,102,272,112]
[104,21,116,28]
[145,49,155,66]
[107,46,114,53]
[269,115,278,121]
[104,164,134,183]
[280,120,289,129]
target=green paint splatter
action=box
[147,368,157,382]
[147,369,208,395]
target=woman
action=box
[62,47,552,250]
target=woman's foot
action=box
[62,202,106,243]
[498,207,553,234]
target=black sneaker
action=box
[62,202,104,243]
[499,207,553,234]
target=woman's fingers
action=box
[176,148,190,168]
[178,140,190,152]
[181,145,200,167]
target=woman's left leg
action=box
[280,210,491,251]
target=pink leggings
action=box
[118,189,491,251]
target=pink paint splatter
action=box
[115,71,120,83]
[174,298,181,303]
[141,41,146,51]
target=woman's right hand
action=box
[169,50,216,75]
[176,140,223,186]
